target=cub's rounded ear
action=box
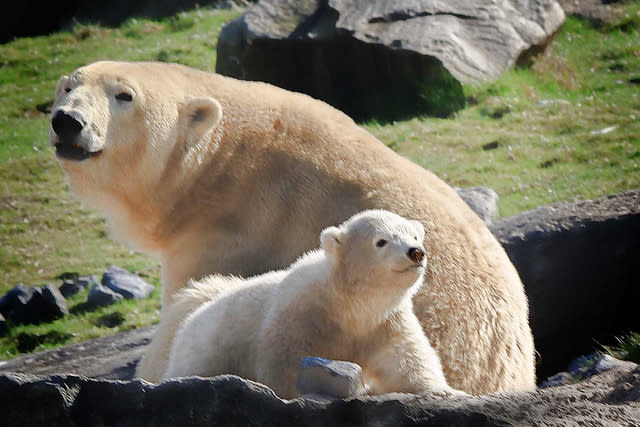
[410,220,425,241]
[179,96,223,146]
[320,226,343,257]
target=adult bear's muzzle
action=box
[52,110,83,139]
[51,110,101,161]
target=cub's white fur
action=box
[164,210,459,399]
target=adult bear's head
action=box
[50,61,223,251]
[51,60,223,172]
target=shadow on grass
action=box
[15,330,72,353]
[69,301,96,315]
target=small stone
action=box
[538,99,570,106]
[297,356,363,398]
[482,141,499,151]
[589,125,617,136]
[585,354,616,378]
[539,372,573,388]
[455,186,499,225]
[567,353,615,380]
[101,266,153,300]
[59,275,98,298]
[568,354,598,379]
[87,283,123,309]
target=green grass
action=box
[603,331,640,364]
[365,15,640,217]
[0,5,639,359]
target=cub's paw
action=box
[430,388,470,399]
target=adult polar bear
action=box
[50,60,534,395]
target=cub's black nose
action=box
[408,247,425,264]
[52,111,83,139]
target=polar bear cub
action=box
[164,209,460,399]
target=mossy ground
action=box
[0,5,638,359]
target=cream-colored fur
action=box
[165,210,460,399]
[51,61,535,394]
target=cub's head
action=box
[320,209,427,299]
[49,61,223,206]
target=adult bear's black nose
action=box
[407,247,425,264]
[52,110,83,139]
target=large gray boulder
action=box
[490,188,640,380]
[101,266,154,300]
[0,360,638,426]
[216,0,565,119]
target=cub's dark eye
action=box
[376,239,387,248]
[115,92,133,102]
[64,87,71,93]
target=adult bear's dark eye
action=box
[376,239,387,248]
[64,87,71,93]
[115,92,133,102]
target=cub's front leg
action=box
[362,313,468,397]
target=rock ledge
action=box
[1,360,639,426]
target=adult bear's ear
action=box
[179,96,223,149]
[320,226,343,258]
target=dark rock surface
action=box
[455,186,499,225]
[0,326,154,380]
[101,265,154,300]
[491,188,640,380]
[1,360,638,426]
[10,284,68,325]
[59,275,98,298]
[86,282,124,309]
[0,283,33,318]
[216,0,565,119]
